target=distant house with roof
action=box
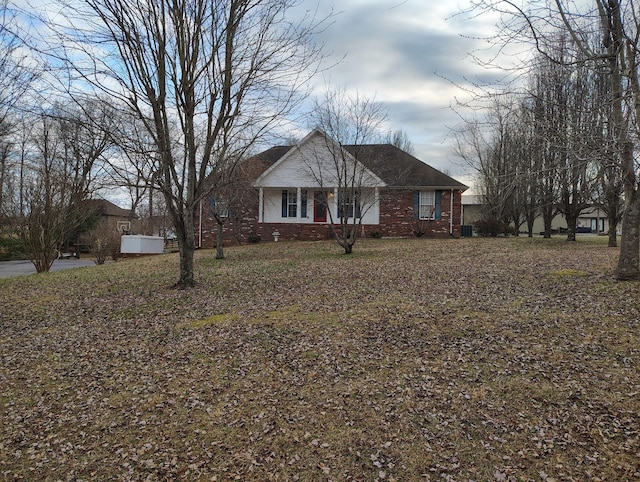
[86,199,136,234]
[461,194,610,236]
[196,129,467,245]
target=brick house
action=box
[86,199,136,233]
[196,129,467,246]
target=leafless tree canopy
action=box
[462,0,640,277]
[307,88,387,254]
[47,0,327,286]
[11,105,111,272]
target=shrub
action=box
[0,233,22,261]
[370,231,383,239]
[474,218,514,237]
[411,219,431,237]
[248,234,261,244]
[81,220,123,264]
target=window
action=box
[209,196,230,217]
[419,191,435,220]
[338,191,361,219]
[288,192,296,217]
[414,190,442,220]
[281,189,297,218]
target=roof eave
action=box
[387,185,468,191]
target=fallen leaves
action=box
[1,237,639,480]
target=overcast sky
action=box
[15,0,501,192]
[295,0,503,188]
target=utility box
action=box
[121,235,165,254]
[461,225,474,237]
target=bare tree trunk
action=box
[565,213,577,242]
[606,2,639,277]
[526,215,535,237]
[178,244,195,287]
[216,221,224,259]
[608,216,618,247]
[541,206,553,238]
[616,202,640,279]
[0,144,8,215]
[616,143,640,279]
[172,207,196,288]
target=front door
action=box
[314,191,327,222]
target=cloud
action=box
[299,0,499,180]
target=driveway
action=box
[0,259,97,279]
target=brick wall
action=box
[196,205,261,249]
[195,188,464,247]
[378,189,463,238]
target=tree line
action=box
[456,32,623,246]
[0,0,327,286]
[5,0,640,284]
[461,0,640,280]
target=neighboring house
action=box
[576,207,609,234]
[461,194,484,227]
[461,194,611,235]
[86,199,136,234]
[196,129,468,245]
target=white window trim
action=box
[419,191,436,220]
[287,190,297,218]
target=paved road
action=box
[0,259,97,279]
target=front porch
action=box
[258,187,380,226]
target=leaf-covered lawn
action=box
[1,237,639,481]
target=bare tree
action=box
[81,218,122,265]
[453,94,528,232]
[102,112,156,223]
[206,160,243,260]
[306,88,387,254]
[468,0,640,278]
[385,129,415,155]
[52,0,326,287]
[529,34,601,242]
[15,105,111,272]
[0,0,38,219]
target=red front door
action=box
[314,191,327,222]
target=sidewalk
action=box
[0,259,97,279]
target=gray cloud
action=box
[298,0,496,181]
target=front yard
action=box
[1,237,638,480]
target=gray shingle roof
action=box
[86,199,136,218]
[344,144,466,189]
[253,142,466,190]
[253,145,294,168]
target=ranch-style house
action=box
[196,129,467,245]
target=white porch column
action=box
[374,187,380,223]
[333,187,338,220]
[297,187,302,220]
[258,188,264,223]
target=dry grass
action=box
[1,237,639,481]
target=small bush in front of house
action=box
[474,218,514,237]
[248,234,261,244]
[81,220,123,264]
[370,231,383,239]
[411,219,430,237]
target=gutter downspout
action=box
[450,189,454,235]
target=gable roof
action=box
[252,130,467,190]
[343,144,466,189]
[86,199,136,218]
[253,145,294,167]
